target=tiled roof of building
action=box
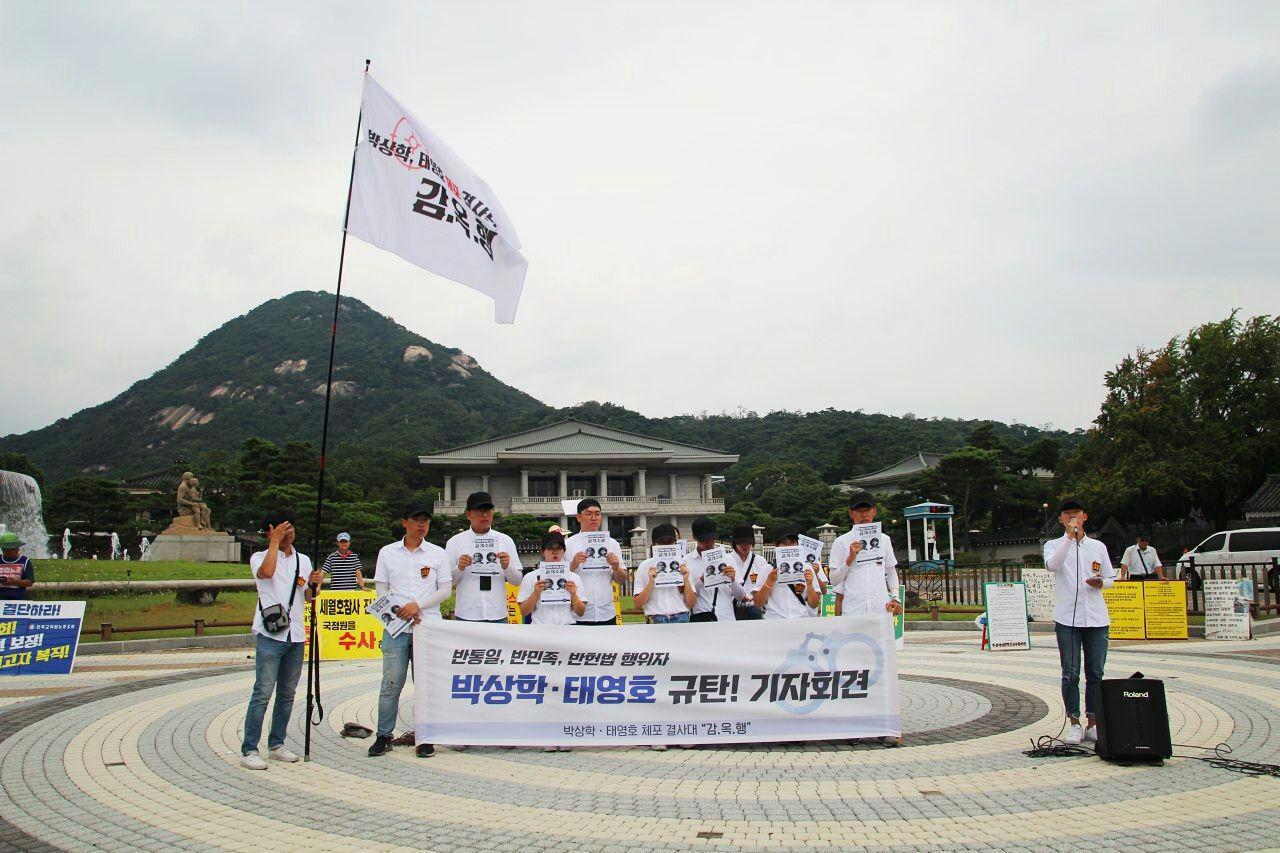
[1243,474,1280,516]
[421,419,735,462]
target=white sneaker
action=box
[240,752,268,770]
[649,744,668,751]
[1064,724,1084,745]
[268,746,300,763]
[1083,726,1098,743]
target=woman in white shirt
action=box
[518,531,586,625]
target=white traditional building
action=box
[419,419,738,540]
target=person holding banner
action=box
[829,492,903,619]
[565,499,627,626]
[446,491,522,623]
[1044,497,1114,746]
[518,531,587,624]
[1121,533,1164,581]
[367,502,451,760]
[633,523,697,623]
[748,530,822,619]
[688,517,749,622]
[240,512,323,770]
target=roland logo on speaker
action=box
[1123,691,1150,699]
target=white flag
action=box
[347,75,528,323]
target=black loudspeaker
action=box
[1095,673,1172,761]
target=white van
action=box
[1177,528,1280,567]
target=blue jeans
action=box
[650,612,690,624]
[242,634,305,755]
[377,629,413,738]
[1055,623,1108,718]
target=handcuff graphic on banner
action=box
[774,630,886,715]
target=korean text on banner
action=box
[415,615,900,747]
[982,582,1030,651]
[1021,569,1056,622]
[0,601,84,676]
[1204,578,1252,641]
[1142,581,1188,639]
[305,591,383,660]
[347,75,528,324]
[1102,582,1146,640]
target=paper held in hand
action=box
[774,545,807,585]
[853,523,884,562]
[368,594,414,638]
[650,544,685,588]
[538,561,571,604]
[468,535,501,576]
[700,546,731,588]
[582,532,611,571]
[798,533,823,563]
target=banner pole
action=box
[305,58,371,763]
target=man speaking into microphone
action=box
[1044,498,1115,745]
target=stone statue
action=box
[176,471,212,531]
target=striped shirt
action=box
[322,550,363,590]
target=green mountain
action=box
[0,291,552,482]
[2,290,1081,485]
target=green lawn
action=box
[36,559,246,583]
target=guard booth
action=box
[903,502,957,606]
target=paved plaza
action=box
[1,631,1278,851]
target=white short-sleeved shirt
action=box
[830,530,900,615]
[565,531,623,623]
[517,566,588,626]
[1043,534,1114,627]
[739,553,820,620]
[687,547,742,622]
[1121,544,1161,576]
[250,548,312,643]
[445,528,522,621]
[373,538,451,620]
[633,556,690,617]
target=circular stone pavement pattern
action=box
[1,634,1279,851]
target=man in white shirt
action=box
[367,502,452,759]
[747,528,821,620]
[828,492,903,619]
[633,523,697,623]
[565,499,627,626]
[446,491,523,622]
[518,531,587,625]
[241,512,323,770]
[688,517,749,622]
[1043,497,1115,746]
[1120,533,1164,581]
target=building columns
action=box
[703,473,714,500]
[637,468,647,497]
[520,468,529,497]
[668,472,678,499]
[599,468,608,496]
[558,469,568,497]
[481,473,490,493]
[443,475,453,502]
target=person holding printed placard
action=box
[748,529,822,619]
[565,498,627,626]
[1120,532,1164,581]
[518,530,587,625]
[634,523,698,624]
[687,517,749,622]
[240,512,324,770]
[722,522,766,620]
[368,502,451,760]
[446,491,522,623]
[829,492,903,619]
[1044,497,1114,746]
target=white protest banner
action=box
[348,75,528,323]
[368,594,413,638]
[582,532,612,572]
[0,601,84,676]
[415,615,900,746]
[798,533,823,563]
[700,546,731,587]
[774,545,807,585]
[1021,569,1056,622]
[1204,578,1252,641]
[853,523,883,562]
[538,561,571,604]
[983,582,1030,651]
[650,544,685,588]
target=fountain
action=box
[0,471,50,559]
[139,536,151,562]
[62,528,71,560]
[109,532,121,560]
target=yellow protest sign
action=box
[613,582,623,625]
[506,582,523,624]
[1142,581,1189,639]
[303,591,382,660]
[1102,582,1146,639]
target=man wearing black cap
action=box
[368,502,452,759]
[565,498,628,626]
[829,492,902,619]
[445,492,522,623]
[633,523,697,623]
[1044,498,1114,746]
[687,517,749,622]
[725,522,766,620]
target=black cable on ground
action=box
[1023,734,1094,758]
[1172,742,1280,778]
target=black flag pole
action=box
[305,58,371,763]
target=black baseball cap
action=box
[540,530,566,551]
[576,498,602,513]
[730,522,755,545]
[691,517,717,543]
[1058,497,1085,512]
[849,491,876,510]
[402,501,434,519]
[775,527,802,545]
[260,510,295,533]
[651,523,678,544]
[465,491,495,511]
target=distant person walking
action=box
[0,532,35,600]
[322,532,365,590]
[1120,533,1164,581]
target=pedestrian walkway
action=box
[1,634,1278,850]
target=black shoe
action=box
[416,743,435,758]
[367,735,392,757]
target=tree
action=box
[909,448,1003,548]
[44,478,132,531]
[0,452,44,489]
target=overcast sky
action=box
[3,1,1278,438]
